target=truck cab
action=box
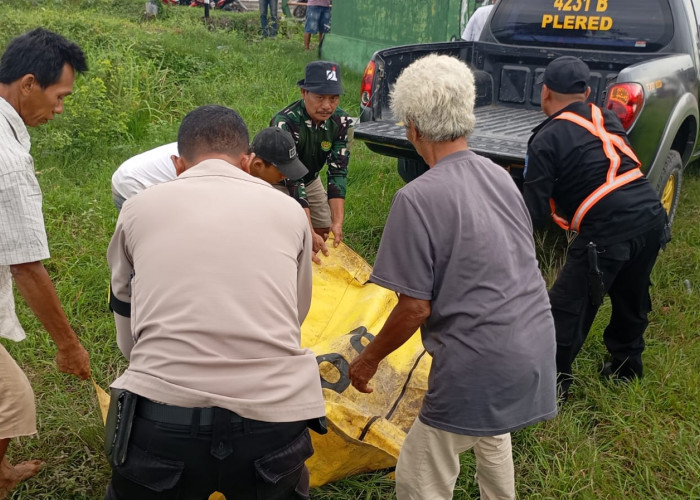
[355,0,700,223]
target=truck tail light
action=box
[605,83,644,130]
[361,60,376,106]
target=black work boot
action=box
[601,357,643,381]
[557,373,573,403]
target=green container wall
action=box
[321,0,482,73]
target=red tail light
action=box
[360,60,376,107]
[605,83,644,130]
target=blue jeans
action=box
[304,5,331,34]
[259,0,278,37]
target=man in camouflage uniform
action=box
[272,61,351,263]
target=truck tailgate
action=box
[355,106,545,166]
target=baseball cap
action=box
[251,127,308,181]
[536,56,590,94]
[297,60,345,95]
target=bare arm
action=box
[349,294,430,393]
[328,197,345,247]
[304,207,328,264]
[10,261,90,380]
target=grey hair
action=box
[390,54,476,142]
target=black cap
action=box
[251,127,308,181]
[297,60,344,95]
[537,56,590,94]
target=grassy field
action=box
[1,1,699,498]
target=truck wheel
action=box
[397,158,429,183]
[654,150,683,225]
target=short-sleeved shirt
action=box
[108,159,325,422]
[0,97,49,266]
[272,99,351,209]
[371,150,557,436]
[461,5,494,41]
[111,142,178,201]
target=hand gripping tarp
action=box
[95,242,430,489]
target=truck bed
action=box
[355,105,545,167]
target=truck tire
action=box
[397,158,429,183]
[653,149,683,225]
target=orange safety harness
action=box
[549,103,643,232]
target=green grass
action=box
[1,1,699,498]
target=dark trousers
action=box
[259,0,278,37]
[105,400,312,500]
[549,220,667,393]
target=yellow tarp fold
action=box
[300,242,429,486]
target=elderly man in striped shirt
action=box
[0,28,91,499]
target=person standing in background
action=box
[304,0,331,51]
[258,0,279,38]
[462,0,496,41]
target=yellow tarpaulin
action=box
[92,377,110,425]
[301,242,429,487]
[95,242,429,490]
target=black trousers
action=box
[105,401,313,500]
[549,219,668,393]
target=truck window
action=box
[490,0,673,52]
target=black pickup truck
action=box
[354,0,700,223]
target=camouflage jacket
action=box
[272,99,351,208]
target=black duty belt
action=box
[136,397,244,426]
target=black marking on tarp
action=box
[385,349,428,420]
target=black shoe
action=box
[557,374,572,403]
[601,358,642,381]
[558,387,570,403]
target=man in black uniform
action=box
[524,56,669,400]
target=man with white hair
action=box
[348,54,557,500]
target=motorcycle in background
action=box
[188,0,246,11]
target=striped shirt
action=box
[0,97,50,266]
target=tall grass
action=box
[0,1,698,498]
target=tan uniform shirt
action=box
[107,159,325,422]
